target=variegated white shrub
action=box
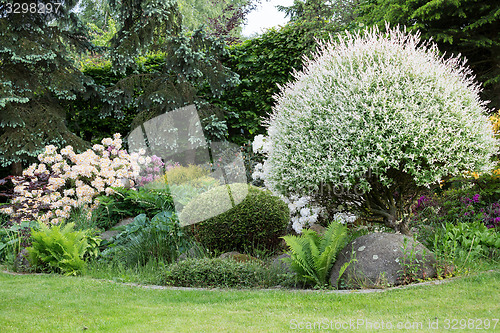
[259,25,498,233]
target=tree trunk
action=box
[10,162,23,176]
[384,215,411,235]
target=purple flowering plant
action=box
[136,155,174,187]
[412,192,500,230]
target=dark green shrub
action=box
[0,220,38,265]
[180,183,289,254]
[215,21,342,145]
[164,257,294,288]
[0,212,9,227]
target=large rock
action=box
[330,233,436,289]
[100,217,135,241]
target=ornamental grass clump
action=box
[257,25,498,234]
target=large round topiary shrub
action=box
[180,183,289,253]
[257,25,498,234]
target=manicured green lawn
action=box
[1,270,499,332]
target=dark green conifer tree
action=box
[0,0,95,174]
[101,0,240,129]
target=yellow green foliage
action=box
[490,112,500,136]
[162,164,218,188]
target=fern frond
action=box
[283,220,349,287]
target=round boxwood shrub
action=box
[180,183,289,253]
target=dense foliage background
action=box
[0,0,498,290]
[2,0,498,174]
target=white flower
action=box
[292,217,303,233]
[295,197,308,209]
[60,146,74,156]
[102,138,113,146]
[22,164,37,177]
[64,189,75,197]
[93,144,104,152]
[0,207,13,215]
[44,145,57,154]
[112,139,122,150]
[48,177,66,191]
[35,164,48,175]
[118,150,128,159]
[252,135,266,154]
[300,207,311,217]
[49,192,61,201]
[105,187,116,195]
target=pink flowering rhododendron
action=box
[0,134,151,225]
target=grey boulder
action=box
[330,232,436,289]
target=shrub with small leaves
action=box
[181,183,289,254]
[164,257,294,288]
[161,164,213,187]
[258,25,497,233]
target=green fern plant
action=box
[282,220,348,287]
[27,223,98,276]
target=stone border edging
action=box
[2,269,497,294]
[116,275,462,294]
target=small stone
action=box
[373,255,379,260]
[308,224,326,235]
[358,246,366,251]
[13,249,31,273]
[218,251,259,263]
[271,253,294,273]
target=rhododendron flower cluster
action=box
[135,151,167,186]
[0,134,142,224]
[253,141,332,233]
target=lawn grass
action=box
[1,270,498,332]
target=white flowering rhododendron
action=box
[253,143,327,233]
[257,25,498,234]
[0,134,144,224]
